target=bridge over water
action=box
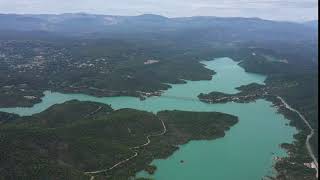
[88,88,212,102]
[152,94,210,102]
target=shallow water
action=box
[0,57,296,180]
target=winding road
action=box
[85,106,103,118]
[82,96,318,179]
[277,96,318,178]
[84,116,167,178]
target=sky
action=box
[0,0,318,22]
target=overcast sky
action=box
[0,0,318,21]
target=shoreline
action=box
[199,90,318,179]
[0,58,302,179]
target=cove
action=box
[0,57,297,180]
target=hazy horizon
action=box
[0,12,318,23]
[0,0,318,22]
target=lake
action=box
[0,57,297,180]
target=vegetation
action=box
[144,165,157,175]
[0,100,238,179]
[0,112,19,123]
[199,74,318,179]
[197,36,318,179]
[198,83,267,104]
[0,39,216,107]
[265,74,318,180]
[0,15,317,108]
[0,13,317,180]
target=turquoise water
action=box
[0,57,296,179]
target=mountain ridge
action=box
[0,13,317,42]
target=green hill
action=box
[0,100,238,179]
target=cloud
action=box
[0,0,317,21]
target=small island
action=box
[144,165,157,175]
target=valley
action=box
[0,13,317,180]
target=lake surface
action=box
[0,57,297,180]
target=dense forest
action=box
[0,14,317,180]
[0,100,237,179]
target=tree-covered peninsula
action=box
[0,100,238,179]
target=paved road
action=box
[83,95,318,179]
[277,96,318,178]
[85,117,167,178]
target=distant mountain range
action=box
[0,13,317,42]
